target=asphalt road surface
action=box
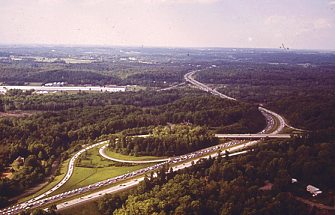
[0,70,291,214]
[99,144,170,164]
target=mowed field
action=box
[19,145,160,203]
[52,146,155,195]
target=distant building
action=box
[307,185,322,197]
[44,82,65,87]
[36,91,49,94]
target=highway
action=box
[0,69,290,214]
[215,134,291,139]
[28,141,108,202]
[184,70,287,135]
[99,145,170,164]
[184,71,237,101]
[56,149,250,211]
[0,139,256,214]
[258,107,286,134]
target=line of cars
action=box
[1,139,249,215]
[0,141,108,215]
[1,100,284,214]
[185,70,286,136]
[99,145,170,164]
[258,107,285,134]
[184,70,237,101]
[1,70,287,215]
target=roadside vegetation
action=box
[97,136,335,215]
[195,61,335,140]
[103,150,164,161]
[109,124,219,156]
[64,147,154,194]
[1,48,334,214]
[0,90,264,207]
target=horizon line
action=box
[0,43,335,53]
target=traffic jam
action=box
[0,139,252,214]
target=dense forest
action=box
[0,90,264,207]
[94,57,335,215]
[271,95,335,130]
[195,62,335,140]
[0,60,190,87]
[97,136,335,215]
[1,48,334,214]
[196,63,335,103]
[109,125,219,156]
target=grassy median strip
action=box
[35,140,259,212]
[51,146,157,195]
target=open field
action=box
[52,147,153,195]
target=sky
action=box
[0,0,335,49]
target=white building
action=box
[0,85,126,93]
[307,185,322,197]
[0,88,6,94]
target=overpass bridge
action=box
[215,134,291,139]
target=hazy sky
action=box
[1,0,335,49]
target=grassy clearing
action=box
[104,148,165,161]
[52,147,153,195]
[19,159,70,203]
[125,85,147,91]
[40,140,246,211]
[112,70,140,79]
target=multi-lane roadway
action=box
[1,69,292,214]
[184,70,287,134]
[215,134,291,139]
[99,145,170,164]
[184,71,237,100]
[0,139,256,214]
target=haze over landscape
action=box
[1,0,335,49]
[0,1,335,215]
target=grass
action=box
[39,140,250,212]
[59,200,101,215]
[19,144,158,203]
[112,70,141,80]
[52,147,153,195]
[104,148,165,161]
[125,85,147,91]
[19,159,70,203]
